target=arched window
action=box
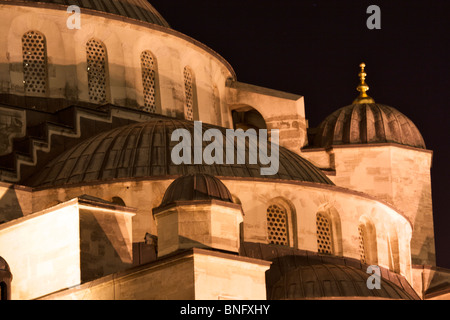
[316,212,333,254]
[22,31,48,96]
[183,66,197,121]
[388,228,401,273]
[358,225,367,263]
[140,50,158,113]
[358,217,378,265]
[86,39,108,103]
[267,203,289,246]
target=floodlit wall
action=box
[32,177,414,282]
[0,4,233,125]
[40,249,270,300]
[302,144,435,266]
[0,198,134,299]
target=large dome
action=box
[312,103,426,149]
[8,0,170,27]
[27,119,334,187]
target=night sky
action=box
[150,0,450,268]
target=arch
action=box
[358,216,378,265]
[140,50,160,113]
[86,38,109,103]
[111,196,126,206]
[316,211,333,254]
[0,257,12,300]
[7,13,68,99]
[22,30,48,96]
[231,105,267,130]
[315,204,343,256]
[183,66,198,121]
[266,197,297,248]
[388,226,401,273]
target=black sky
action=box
[150,0,450,268]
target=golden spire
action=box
[353,62,375,104]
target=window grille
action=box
[141,51,157,113]
[358,225,367,263]
[86,39,108,103]
[316,212,333,254]
[183,67,194,120]
[267,204,288,246]
[22,31,48,95]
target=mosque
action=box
[0,0,449,300]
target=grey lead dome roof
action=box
[6,0,170,27]
[240,242,420,300]
[28,119,334,187]
[313,103,426,149]
[270,263,417,300]
[159,174,234,207]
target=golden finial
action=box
[353,62,375,104]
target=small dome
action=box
[27,119,334,187]
[241,242,420,300]
[312,103,426,149]
[270,263,417,300]
[14,0,170,27]
[159,173,233,207]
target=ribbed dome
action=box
[9,0,170,27]
[159,174,233,207]
[27,119,334,187]
[270,263,417,300]
[241,242,420,300]
[313,103,426,149]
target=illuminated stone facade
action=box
[0,0,448,300]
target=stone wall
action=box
[0,182,33,222]
[0,201,81,300]
[0,107,25,156]
[302,144,435,266]
[0,4,233,125]
[226,80,307,154]
[79,206,134,283]
[40,249,270,300]
[0,197,134,299]
[32,177,414,282]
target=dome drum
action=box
[7,0,170,27]
[153,174,244,257]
